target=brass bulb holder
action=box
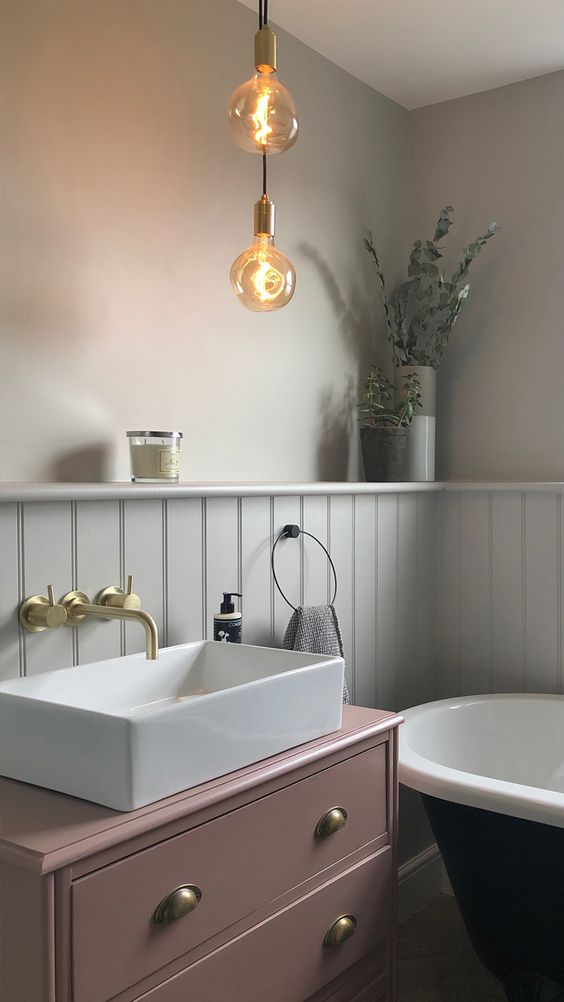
[254,194,275,237]
[255,26,277,73]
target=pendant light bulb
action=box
[228,27,298,155]
[230,195,296,312]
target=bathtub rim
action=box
[398,693,564,829]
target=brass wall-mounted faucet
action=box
[19,576,159,660]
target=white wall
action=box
[409,70,564,481]
[0,0,409,483]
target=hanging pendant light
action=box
[230,159,296,312]
[228,1,298,155]
[229,1,297,312]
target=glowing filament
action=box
[253,255,285,302]
[252,92,272,147]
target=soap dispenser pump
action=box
[213,592,242,644]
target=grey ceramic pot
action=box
[360,426,407,482]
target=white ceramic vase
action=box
[396,365,436,482]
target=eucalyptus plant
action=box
[357,369,421,429]
[364,206,497,368]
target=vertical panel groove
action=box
[118,500,126,657]
[558,494,562,693]
[162,500,169,649]
[17,502,26,677]
[237,497,243,601]
[488,492,494,691]
[456,493,462,693]
[374,495,379,708]
[269,497,275,644]
[299,496,304,607]
[71,501,79,666]
[415,495,420,702]
[351,495,356,704]
[395,495,400,711]
[201,499,208,639]
[521,493,527,690]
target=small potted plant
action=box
[357,368,421,482]
[364,206,497,480]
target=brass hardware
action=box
[62,590,159,660]
[153,884,202,925]
[60,591,91,625]
[254,25,277,73]
[254,194,275,237]
[323,914,357,948]
[96,575,142,613]
[19,585,68,633]
[315,807,348,839]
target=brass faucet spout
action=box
[63,595,159,660]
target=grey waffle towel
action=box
[282,605,349,704]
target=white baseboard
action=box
[398,843,447,924]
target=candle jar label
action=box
[159,449,180,474]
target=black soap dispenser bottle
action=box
[213,592,242,644]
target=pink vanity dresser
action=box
[0,705,402,1002]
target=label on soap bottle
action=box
[213,618,242,643]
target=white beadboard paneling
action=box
[272,496,302,645]
[416,493,438,705]
[377,494,398,711]
[353,495,377,709]
[524,493,560,693]
[205,497,240,640]
[437,492,460,698]
[166,498,204,646]
[75,501,122,664]
[122,500,165,655]
[240,496,272,646]
[302,495,331,607]
[397,495,418,713]
[459,493,492,695]
[0,504,22,679]
[22,502,75,675]
[491,493,525,691]
[329,495,355,701]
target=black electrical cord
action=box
[259,0,263,29]
[264,0,268,25]
[262,152,267,195]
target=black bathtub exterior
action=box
[422,794,564,996]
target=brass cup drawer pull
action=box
[323,914,357,948]
[153,884,202,926]
[315,806,348,839]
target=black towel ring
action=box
[271,524,338,612]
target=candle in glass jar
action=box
[127,431,183,482]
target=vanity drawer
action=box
[128,850,391,1002]
[72,743,388,1002]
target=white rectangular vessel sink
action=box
[0,642,344,811]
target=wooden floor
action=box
[397,895,506,1002]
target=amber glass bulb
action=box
[228,72,298,155]
[230,235,296,312]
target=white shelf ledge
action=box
[1,481,563,503]
[0,481,446,503]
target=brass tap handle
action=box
[153,885,202,926]
[97,575,141,611]
[323,914,357,948]
[19,585,68,633]
[315,807,348,839]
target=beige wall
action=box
[409,70,564,481]
[0,0,409,482]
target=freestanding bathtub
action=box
[399,694,564,1002]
